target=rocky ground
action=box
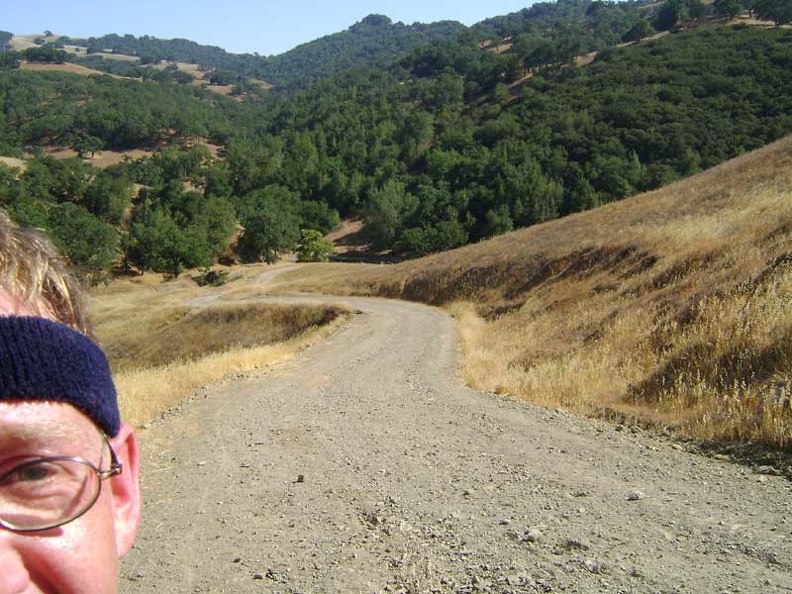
[121,295,792,593]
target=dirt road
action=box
[120,295,791,593]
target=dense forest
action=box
[0,0,791,282]
[9,15,468,90]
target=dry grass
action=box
[19,61,110,77]
[45,147,155,168]
[274,136,792,450]
[90,265,349,427]
[107,302,346,372]
[9,35,52,51]
[112,315,346,427]
[0,157,25,171]
[153,61,203,77]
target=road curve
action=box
[121,295,791,593]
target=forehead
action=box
[0,289,38,316]
[0,400,99,450]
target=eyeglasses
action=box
[0,436,123,533]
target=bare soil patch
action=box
[575,50,599,67]
[39,139,219,170]
[45,147,154,168]
[0,156,25,171]
[155,61,204,77]
[88,51,142,62]
[324,220,366,253]
[324,220,401,263]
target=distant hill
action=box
[254,14,467,88]
[18,14,466,90]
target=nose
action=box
[0,531,30,594]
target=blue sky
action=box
[5,1,532,56]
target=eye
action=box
[0,460,70,491]
[13,464,54,483]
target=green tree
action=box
[299,200,341,234]
[398,216,469,256]
[23,46,67,63]
[296,229,334,262]
[654,0,685,30]
[21,157,90,205]
[280,131,320,196]
[482,205,514,238]
[236,185,301,264]
[191,195,238,262]
[395,109,434,162]
[130,208,193,277]
[755,0,792,23]
[83,170,132,224]
[525,39,558,71]
[362,180,418,249]
[202,164,233,199]
[622,20,655,43]
[686,0,708,20]
[227,136,283,196]
[0,51,20,70]
[71,133,104,158]
[714,0,744,18]
[208,69,239,85]
[48,202,119,283]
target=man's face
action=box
[0,293,140,593]
[0,402,140,594]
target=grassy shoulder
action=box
[90,265,349,427]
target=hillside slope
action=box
[271,135,792,451]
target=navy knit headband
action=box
[0,316,120,436]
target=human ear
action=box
[108,423,142,556]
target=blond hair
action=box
[0,209,91,335]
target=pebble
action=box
[626,490,646,501]
[755,465,780,476]
[584,559,607,574]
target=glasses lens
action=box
[0,458,100,531]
